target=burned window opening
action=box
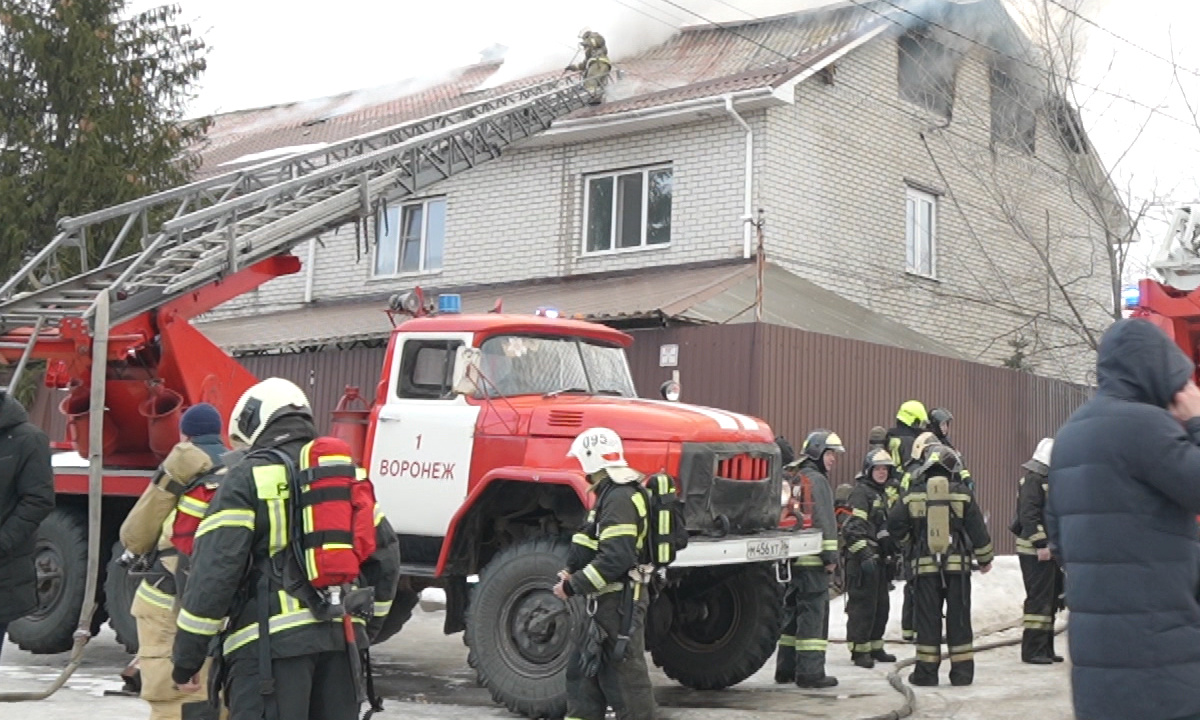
[897,31,958,119]
[989,65,1037,155]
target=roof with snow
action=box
[191,0,913,177]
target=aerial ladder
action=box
[0,71,603,697]
[1130,205,1200,378]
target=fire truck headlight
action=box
[780,479,792,507]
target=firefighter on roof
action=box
[843,448,899,669]
[567,29,611,105]
[119,403,234,720]
[774,430,840,689]
[1010,437,1064,664]
[555,426,656,720]
[170,378,400,720]
[888,443,993,687]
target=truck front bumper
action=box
[670,528,823,568]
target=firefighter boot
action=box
[871,649,897,663]
[796,674,839,689]
[852,653,875,669]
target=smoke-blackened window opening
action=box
[1048,96,1088,155]
[897,31,958,120]
[989,65,1037,155]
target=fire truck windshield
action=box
[475,334,637,398]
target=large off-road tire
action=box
[103,541,141,654]
[8,507,90,654]
[465,537,579,719]
[650,563,783,690]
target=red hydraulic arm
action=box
[0,255,300,468]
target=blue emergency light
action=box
[438,294,463,314]
[1121,285,1139,309]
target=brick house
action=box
[194,0,1123,385]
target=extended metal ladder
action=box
[0,74,599,341]
[1152,205,1200,291]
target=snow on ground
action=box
[0,555,1073,719]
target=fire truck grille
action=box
[716,455,770,481]
[547,410,584,428]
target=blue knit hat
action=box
[180,403,222,438]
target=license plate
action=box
[746,538,789,561]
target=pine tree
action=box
[0,0,208,280]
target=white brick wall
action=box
[760,38,1112,384]
[203,115,761,320]
[203,35,1114,385]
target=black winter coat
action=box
[0,392,54,623]
[1047,319,1200,720]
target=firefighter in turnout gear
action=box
[1011,437,1064,664]
[886,400,928,469]
[843,449,899,669]
[170,378,401,720]
[775,430,841,689]
[555,427,656,720]
[897,430,938,642]
[928,407,974,492]
[888,444,994,687]
[567,30,611,105]
[119,403,234,720]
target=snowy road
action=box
[0,556,1074,719]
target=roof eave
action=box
[769,23,891,102]
[519,87,779,148]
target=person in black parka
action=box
[0,390,55,658]
[1047,318,1200,720]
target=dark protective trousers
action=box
[901,581,915,641]
[912,573,974,686]
[775,567,830,682]
[225,651,358,720]
[846,562,890,656]
[565,591,655,720]
[1019,554,1064,661]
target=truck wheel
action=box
[103,542,140,654]
[8,507,90,654]
[650,563,782,690]
[465,537,578,719]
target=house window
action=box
[397,339,462,399]
[990,66,1037,154]
[905,187,937,277]
[584,165,672,253]
[375,197,446,276]
[898,31,957,119]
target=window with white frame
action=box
[374,197,446,276]
[905,187,937,277]
[584,165,672,254]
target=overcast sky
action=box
[125,0,1200,268]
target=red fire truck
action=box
[0,76,820,717]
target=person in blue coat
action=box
[1047,318,1200,720]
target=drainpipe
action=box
[724,94,754,259]
[303,236,317,304]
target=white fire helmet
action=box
[567,427,640,483]
[229,377,312,448]
[1032,437,1054,467]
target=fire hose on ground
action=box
[840,616,1070,720]
[0,293,110,702]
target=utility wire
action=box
[1044,0,1200,80]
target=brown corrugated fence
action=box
[29,322,1088,553]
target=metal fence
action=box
[29,322,1090,552]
